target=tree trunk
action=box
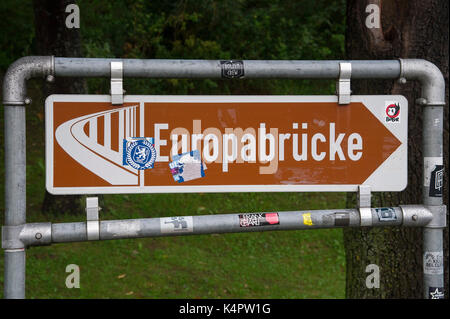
[344,0,448,298]
[33,0,88,215]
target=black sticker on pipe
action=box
[221,60,244,79]
[429,287,444,299]
[239,213,279,227]
[334,213,350,226]
[429,165,444,197]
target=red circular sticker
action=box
[386,103,400,118]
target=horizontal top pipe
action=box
[54,58,401,79]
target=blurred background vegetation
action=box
[1,0,346,93]
[0,0,348,298]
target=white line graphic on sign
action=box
[55,105,140,185]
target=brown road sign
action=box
[45,95,407,194]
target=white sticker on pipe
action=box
[424,157,443,187]
[423,251,443,275]
[106,221,141,236]
[160,216,193,233]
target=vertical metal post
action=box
[422,105,446,299]
[400,59,447,299]
[3,104,27,299]
[2,56,53,299]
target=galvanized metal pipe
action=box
[52,209,363,243]
[422,105,445,299]
[400,59,446,106]
[2,56,446,300]
[2,105,26,299]
[54,58,401,79]
[3,249,26,298]
[15,206,429,246]
[400,59,446,299]
[2,56,53,299]
[3,56,54,105]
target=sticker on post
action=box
[123,137,156,170]
[423,251,443,275]
[221,60,244,79]
[375,207,397,221]
[169,150,206,183]
[429,287,444,299]
[424,157,443,198]
[429,165,444,197]
[239,213,279,227]
[160,216,193,233]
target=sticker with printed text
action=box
[385,101,401,123]
[423,251,444,275]
[239,213,279,227]
[220,60,244,79]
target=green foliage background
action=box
[1,0,346,94]
[0,0,348,298]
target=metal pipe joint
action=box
[424,205,447,229]
[399,58,446,106]
[2,56,54,105]
[400,205,434,227]
[2,223,52,249]
[1,225,25,249]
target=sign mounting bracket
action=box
[336,62,352,105]
[110,61,124,105]
[86,197,100,241]
[358,185,372,226]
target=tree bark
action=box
[33,0,88,215]
[344,0,448,298]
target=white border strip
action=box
[45,94,408,194]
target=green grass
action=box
[1,193,347,299]
[0,80,347,299]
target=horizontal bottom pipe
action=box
[53,209,360,243]
[20,206,428,245]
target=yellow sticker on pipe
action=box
[302,213,313,226]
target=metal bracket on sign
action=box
[86,197,100,241]
[110,61,124,105]
[358,185,372,226]
[336,62,352,105]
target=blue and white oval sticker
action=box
[123,137,157,170]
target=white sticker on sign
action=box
[423,251,444,275]
[160,216,193,233]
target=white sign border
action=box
[45,94,408,194]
